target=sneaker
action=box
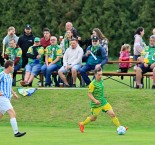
[14,132,26,137]
[125,127,128,131]
[45,83,52,87]
[152,85,155,89]
[72,84,76,87]
[78,122,84,133]
[64,84,70,87]
[116,69,121,73]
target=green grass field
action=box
[0,126,155,145]
[0,63,155,145]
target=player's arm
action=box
[11,89,19,99]
[88,92,100,105]
[2,44,5,58]
[0,91,3,96]
[88,82,100,105]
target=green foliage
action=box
[0,0,154,57]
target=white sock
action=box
[10,118,18,134]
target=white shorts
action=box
[0,97,13,115]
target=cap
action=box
[34,37,40,42]
[92,36,99,41]
[25,24,32,29]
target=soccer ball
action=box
[117,126,126,135]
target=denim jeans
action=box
[41,64,61,85]
[79,64,95,85]
[13,64,20,78]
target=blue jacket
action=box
[84,45,108,66]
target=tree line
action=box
[0,0,155,57]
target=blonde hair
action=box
[121,44,131,52]
[8,26,15,31]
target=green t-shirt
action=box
[45,44,62,66]
[5,47,22,66]
[27,46,44,65]
[141,45,155,64]
[88,79,107,108]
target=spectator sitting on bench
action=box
[41,36,62,87]
[79,36,108,86]
[136,35,155,89]
[20,37,44,87]
[117,44,131,80]
[58,38,83,87]
[4,39,22,86]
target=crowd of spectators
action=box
[1,23,155,89]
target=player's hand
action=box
[13,93,19,99]
[36,55,41,59]
[95,100,100,105]
[0,92,3,96]
[1,53,4,58]
[150,63,155,69]
[95,64,101,69]
[86,50,91,56]
[144,63,148,68]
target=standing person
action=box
[4,39,22,86]
[40,28,51,49]
[2,26,19,58]
[65,22,78,38]
[78,67,126,133]
[17,24,35,68]
[133,27,146,86]
[41,36,62,87]
[78,31,93,54]
[92,28,108,56]
[20,37,44,86]
[133,27,146,61]
[79,36,108,86]
[58,38,83,87]
[0,60,26,137]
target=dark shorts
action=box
[139,63,153,74]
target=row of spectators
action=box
[1,22,108,87]
[1,23,155,88]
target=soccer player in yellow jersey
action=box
[79,67,127,133]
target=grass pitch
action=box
[0,126,155,145]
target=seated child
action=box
[118,44,131,79]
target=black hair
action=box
[134,27,144,35]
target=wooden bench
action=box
[15,69,153,88]
[85,71,152,88]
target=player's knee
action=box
[90,116,97,121]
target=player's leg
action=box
[7,108,26,137]
[79,107,101,133]
[106,109,121,127]
[102,103,121,127]
[0,112,3,120]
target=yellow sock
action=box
[112,117,121,127]
[81,117,91,125]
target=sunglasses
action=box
[92,40,98,42]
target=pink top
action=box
[119,51,130,68]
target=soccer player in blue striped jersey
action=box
[0,60,26,137]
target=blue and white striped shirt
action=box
[0,71,12,100]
